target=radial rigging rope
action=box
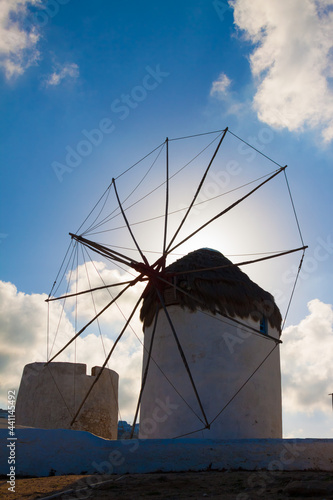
[281,250,306,331]
[168,128,226,142]
[283,169,305,247]
[50,239,76,298]
[81,245,123,425]
[171,245,307,275]
[171,343,279,439]
[83,133,222,236]
[86,169,277,236]
[115,141,165,180]
[49,241,78,359]
[76,141,164,235]
[81,181,113,236]
[84,142,165,235]
[280,170,306,330]
[47,240,73,298]
[209,343,279,427]
[227,129,283,168]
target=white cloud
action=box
[0,0,41,79]
[44,62,79,87]
[230,0,333,142]
[209,71,247,116]
[281,299,333,415]
[0,1,78,83]
[210,72,232,97]
[0,275,144,422]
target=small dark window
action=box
[260,316,268,335]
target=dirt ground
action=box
[1,470,333,500]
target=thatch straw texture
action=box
[140,248,282,334]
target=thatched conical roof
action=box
[140,248,282,334]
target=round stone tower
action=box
[15,362,119,439]
[139,248,282,439]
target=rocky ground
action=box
[1,470,333,499]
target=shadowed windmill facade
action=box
[139,248,283,439]
[15,363,119,439]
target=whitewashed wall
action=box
[139,306,282,439]
[0,429,332,477]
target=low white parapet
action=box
[0,428,332,477]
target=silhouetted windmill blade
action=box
[45,276,144,365]
[155,286,210,429]
[130,305,159,439]
[166,166,287,254]
[162,137,169,257]
[69,290,146,427]
[165,128,228,254]
[69,232,141,267]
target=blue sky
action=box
[0,0,332,438]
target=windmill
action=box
[16,128,307,439]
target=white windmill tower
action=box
[139,248,283,439]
